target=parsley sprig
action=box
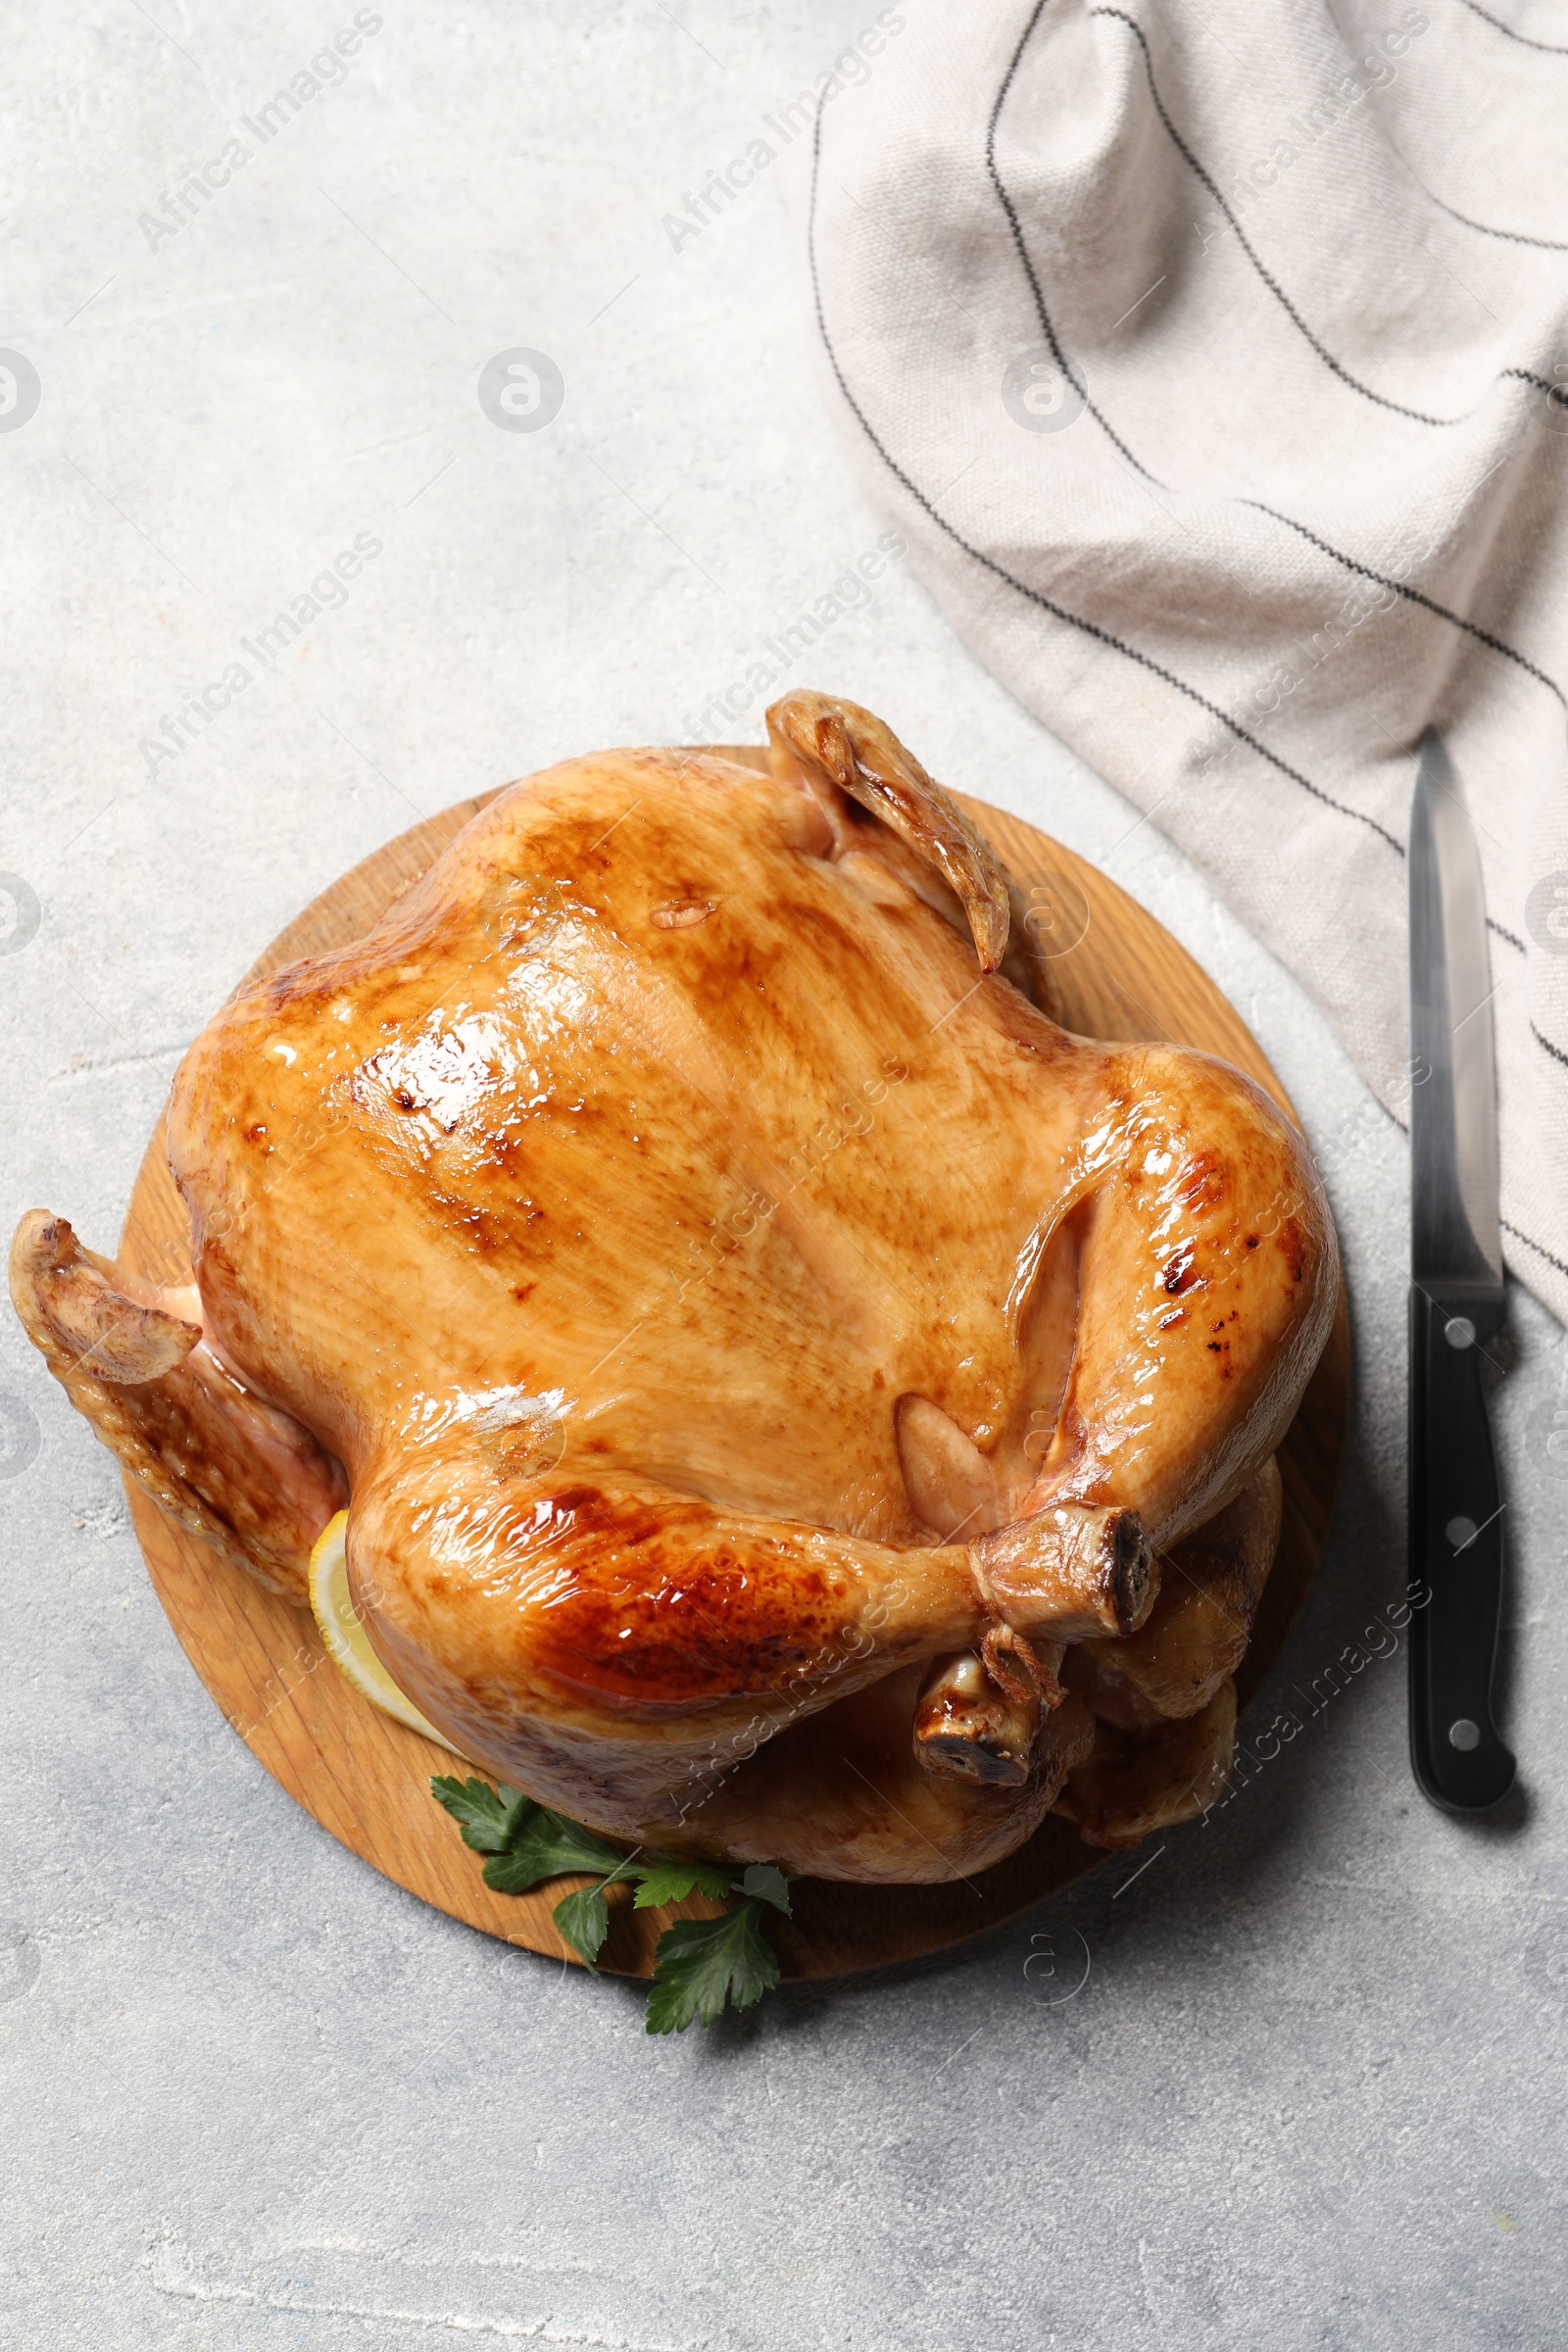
[430,1776,793,2033]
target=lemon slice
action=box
[309,1510,465,1753]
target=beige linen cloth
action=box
[786,0,1568,1322]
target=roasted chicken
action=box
[11,693,1338,1879]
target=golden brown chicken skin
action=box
[10,693,1338,1872]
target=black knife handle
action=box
[1407,1283,1515,1810]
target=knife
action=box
[1407,727,1515,1811]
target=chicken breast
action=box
[10,693,1338,1873]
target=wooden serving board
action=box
[119,752,1350,1983]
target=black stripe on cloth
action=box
[1503,365,1562,399]
[1494,921,1527,953]
[1534,1020,1568,1067]
[1503,1218,1568,1282]
[1089,6,1469,426]
[984,0,1158,481]
[806,104,1407,858]
[1455,0,1568,53]
[1407,181,1568,254]
[1241,502,1568,710]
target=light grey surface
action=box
[2,6,1566,2347]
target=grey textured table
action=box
[3,7,1566,2346]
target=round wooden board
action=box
[119,751,1350,1984]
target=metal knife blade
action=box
[1409,727,1503,1295]
[1406,726,1513,1811]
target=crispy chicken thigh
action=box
[11,694,1338,1876]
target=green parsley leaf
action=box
[430,1776,633,1892]
[631,1859,739,1909]
[429,1775,531,1855]
[737,1863,793,1916]
[553,1885,611,1971]
[483,1808,631,1894]
[645,1897,781,2034]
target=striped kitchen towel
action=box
[786,0,1568,1324]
